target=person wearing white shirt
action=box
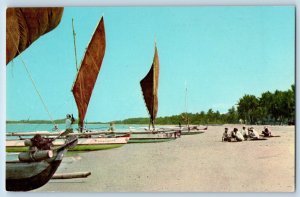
[233,128,244,141]
[65,114,74,134]
[248,127,259,139]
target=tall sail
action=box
[140,44,160,129]
[72,17,106,129]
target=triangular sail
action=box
[72,17,106,129]
[140,44,159,129]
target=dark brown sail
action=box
[140,44,159,129]
[6,8,64,64]
[72,17,106,129]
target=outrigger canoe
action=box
[6,132,130,152]
[6,137,77,191]
[128,131,178,143]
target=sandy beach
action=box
[35,125,295,192]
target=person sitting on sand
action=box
[230,128,236,139]
[222,128,231,142]
[248,127,260,139]
[233,128,244,141]
[262,126,272,137]
[241,126,249,139]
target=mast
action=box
[151,42,157,130]
[185,81,190,129]
[72,18,79,71]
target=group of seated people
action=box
[222,126,272,142]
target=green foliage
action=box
[237,84,295,125]
[237,95,260,124]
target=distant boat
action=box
[179,83,207,135]
[69,16,130,149]
[128,43,178,143]
[6,137,77,191]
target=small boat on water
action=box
[6,137,77,191]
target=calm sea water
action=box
[6,123,147,133]
[6,123,146,159]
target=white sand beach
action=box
[35,125,295,192]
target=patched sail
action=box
[140,44,159,129]
[72,17,106,129]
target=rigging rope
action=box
[7,29,56,126]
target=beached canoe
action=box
[181,131,205,135]
[180,126,207,135]
[144,126,207,135]
[128,132,178,143]
[6,137,76,191]
[6,134,130,152]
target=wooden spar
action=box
[151,42,156,131]
[185,81,190,128]
[72,18,79,71]
[18,150,54,162]
[52,171,91,179]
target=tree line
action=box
[236,85,295,125]
[116,85,295,125]
[7,85,294,125]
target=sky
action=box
[6,6,295,122]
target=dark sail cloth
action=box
[140,45,159,129]
[6,8,64,64]
[72,17,106,130]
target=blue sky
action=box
[6,6,295,122]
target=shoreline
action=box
[31,125,295,192]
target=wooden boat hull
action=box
[6,148,66,191]
[63,143,124,151]
[6,143,125,152]
[6,135,129,152]
[128,137,175,143]
[128,133,176,143]
[181,131,205,135]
